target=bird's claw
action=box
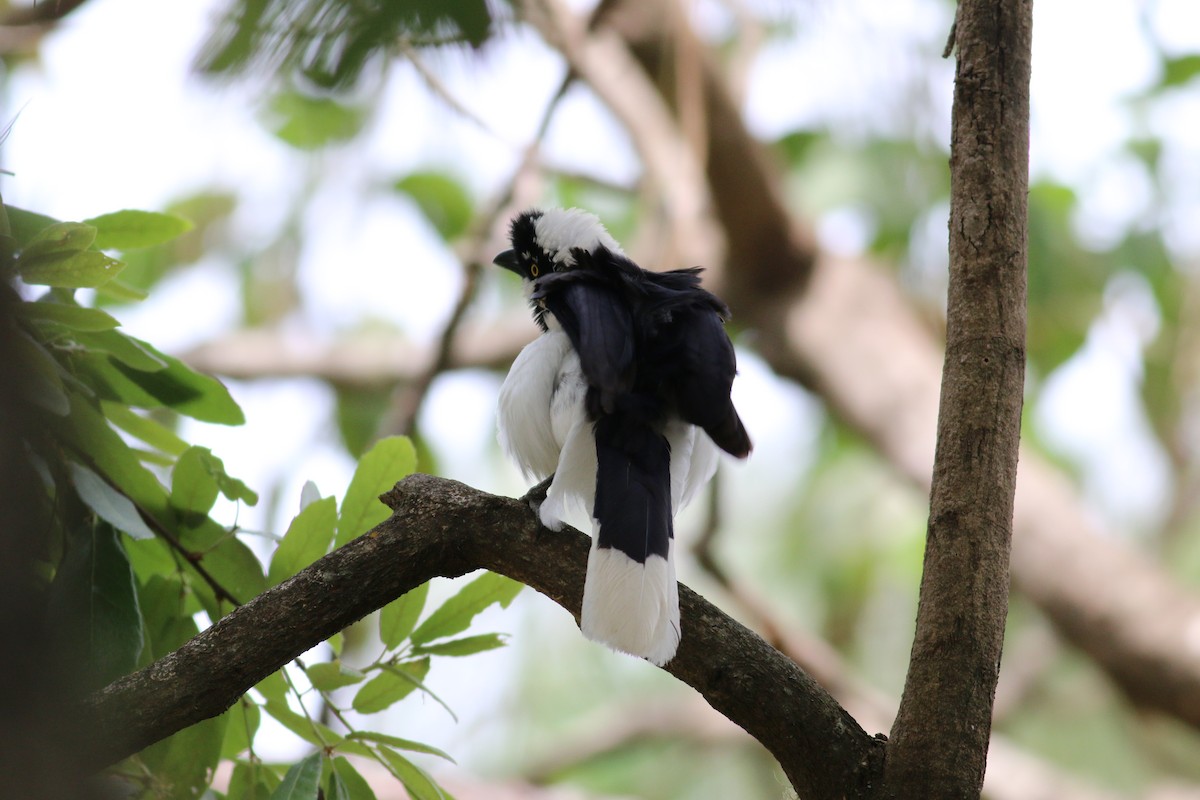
[521,475,566,531]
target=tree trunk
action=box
[884,0,1032,796]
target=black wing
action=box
[533,267,634,415]
[672,307,751,457]
[638,270,752,458]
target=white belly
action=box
[497,331,586,480]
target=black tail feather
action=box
[593,415,673,563]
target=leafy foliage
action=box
[393,171,474,241]
[264,91,369,150]
[5,200,521,799]
[198,0,497,89]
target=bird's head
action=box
[494,207,624,281]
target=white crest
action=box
[534,208,625,267]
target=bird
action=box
[494,207,751,666]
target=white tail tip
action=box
[580,541,680,666]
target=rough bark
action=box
[79,475,882,798]
[884,0,1032,795]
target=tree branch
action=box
[181,323,533,386]
[1,0,91,26]
[78,474,881,799]
[885,0,1032,791]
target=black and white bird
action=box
[495,208,751,666]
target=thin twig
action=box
[398,40,505,140]
[690,468,730,586]
[151,516,243,607]
[378,76,572,437]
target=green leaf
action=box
[20,300,121,332]
[75,329,167,371]
[1026,181,1112,372]
[1159,54,1200,91]
[334,385,393,458]
[6,206,60,246]
[95,192,235,304]
[409,572,522,646]
[393,171,473,241]
[135,573,200,660]
[199,0,493,87]
[96,278,149,302]
[20,221,97,259]
[261,700,372,757]
[48,521,145,685]
[265,91,367,150]
[10,329,70,415]
[331,757,377,800]
[412,632,507,658]
[51,392,171,520]
[255,670,289,704]
[221,697,262,759]
[204,535,268,606]
[19,248,125,288]
[336,436,415,548]
[305,660,366,692]
[141,714,227,798]
[328,773,352,800]
[377,746,446,800]
[352,658,429,714]
[172,446,222,516]
[84,209,193,250]
[102,402,190,456]
[180,513,236,550]
[69,461,156,540]
[379,581,429,649]
[170,445,256,510]
[378,661,455,721]
[208,451,257,505]
[73,333,244,424]
[347,731,455,763]
[229,760,280,800]
[774,129,823,166]
[270,752,323,800]
[269,496,337,586]
[262,700,329,747]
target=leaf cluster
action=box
[198,0,498,90]
[4,201,522,799]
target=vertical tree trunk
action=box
[884,0,1032,796]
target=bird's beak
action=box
[493,249,521,274]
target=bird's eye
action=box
[530,263,540,277]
